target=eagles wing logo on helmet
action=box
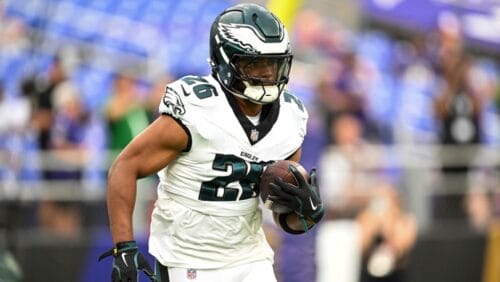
[218,23,257,52]
[162,87,186,116]
[218,23,289,54]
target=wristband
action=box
[116,241,138,253]
[98,240,137,261]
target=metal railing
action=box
[1,144,499,199]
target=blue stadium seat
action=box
[72,66,114,111]
[85,0,116,13]
[356,31,394,71]
[115,0,149,19]
[0,53,29,98]
[4,0,45,27]
[138,0,175,25]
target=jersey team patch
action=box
[163,87,186,116]
[187,268,197,279]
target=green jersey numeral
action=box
[181,76,217,99]
[199,154,268,201]
[283,91,304,112]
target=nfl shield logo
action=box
[187,268,197,280]
[250,129,259,142]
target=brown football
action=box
[259,160,308,212]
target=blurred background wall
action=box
[0,0,499,281]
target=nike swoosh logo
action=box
[121,253,128,267]
[309,197,318,211]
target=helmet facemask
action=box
[230,54,292,104]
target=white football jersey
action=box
[149,75,308,269]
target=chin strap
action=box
[242,82,280,104]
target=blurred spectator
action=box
[0,15,28,54]
[293,9,383,145]
[293,9,353,62]
[31,56,70,154]
[36,81,95,240]
[0,79,32,137]
[316,113,362,282]
[464,164,500,282]
[104,70,149,153]
[427,14,491,223]
[316,112,383,282]
[321,53,365,115]
[0,80,28,136]
[292,10,330,63]
[429,12,464,80]
[390,33,441,229]
[319,112,382,215]
[0,80,32,194]
[392,33,439,145]
[316,49,385,145]
[433,53,484,222]
[47,81,92,180]
[357,184,418,282]
[317,112,416,282]
[465,187,494,232]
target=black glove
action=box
[98,241,157,282]
[269,166,324,231]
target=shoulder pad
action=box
[281,90,309,119]
[158,75,221,118]
[280,90,309,137]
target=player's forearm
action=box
[107,160,138,244]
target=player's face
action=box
[234,57,280,85]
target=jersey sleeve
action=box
[158,78,195,151]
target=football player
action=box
[99,3,324,281]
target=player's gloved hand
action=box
[268,166,324,230]
[98,241,157,282]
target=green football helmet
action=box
[209,3,293,104]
